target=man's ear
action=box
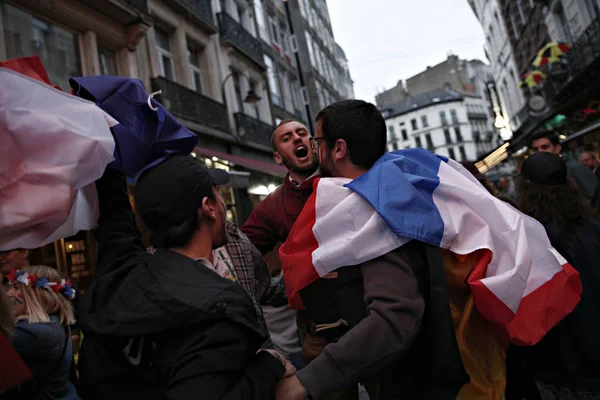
[333,139,348,161]
[556,143,562,154]
[200,197,216,221]
[273,151,283,165]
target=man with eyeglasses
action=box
[275,100,465,400]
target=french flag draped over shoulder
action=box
[279,149,582,345]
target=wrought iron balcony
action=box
[235,112,274,149]
[542,16,600,102]
[218,12,265,68]
[162,0,216,32]
[467,111,489,120]
[152,77,231,134]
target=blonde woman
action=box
[5,266,78,400]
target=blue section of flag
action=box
[346,149,447,247]
[70,76,198,177]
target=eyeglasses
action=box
[310,137,328,150]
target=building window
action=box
[510,15,520,40]
[411,118,418,131]
[401,129,408,141]
[388,125,397,140]
[440,111,448,126]
[454,127,463,142]
[415,136,422,148]
[155,26,175,80]
[392,142,399,151]
[421,115,429,128]
[250,79,260,119]
[254,0,270,43]
[516,0,527,24]
[98,45,117,76]
[425,133,433,149]
[233,73,244,113]
[448,147,456,160]
[459,146,467,161]
[268,16,279,46]
[450,109,458,124]
[264,55,281,106]
[444,129,452,144]
[2,3,81,90]
[188,44,204,93]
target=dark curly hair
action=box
[516,177,595,228]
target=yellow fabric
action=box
[442,250,507,400]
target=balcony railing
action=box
[542,16,600,102]
[218,12,265,68]
[467,111,489,120]
[235,112,274,149]
[152,77,231,134]
[163,0,216,32]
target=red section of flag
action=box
[468,249,582,345]
[0,56,61,90]
[505,262,581,346]
[279,180,321,310]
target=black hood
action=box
[77,248,266,339]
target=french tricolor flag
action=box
[279,149,582,345]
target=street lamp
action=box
[221,71,261,105]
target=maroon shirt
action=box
[242,174,319,254]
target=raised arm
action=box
[94,168,146,278]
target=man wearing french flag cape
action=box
[276,100,582,400]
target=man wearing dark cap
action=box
[77,155,293,400]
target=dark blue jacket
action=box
[11,315,78,400]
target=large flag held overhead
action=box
[0,62,115,250]
[279,149,582,346]
[70,76,198,177]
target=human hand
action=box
[276,375,308,400]
[263,349,296,378]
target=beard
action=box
[280,154,319,176]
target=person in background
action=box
[530,131,598,203]
[0,250,29,288]
[242,120,320,371]
[4,265,77,400]
[498,177,517,202]
[76,156,293,400]
[516,152,600,400]
[580,151,599,178]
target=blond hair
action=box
[17,266,75,326]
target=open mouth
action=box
[295,146,309,159]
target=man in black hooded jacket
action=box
[76,155,293,400]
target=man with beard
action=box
[242,120,319,253]
[276,100,467,400]
[242,120,326,372]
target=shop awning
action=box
[194,147,287,178]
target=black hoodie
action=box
[76,169,284,400]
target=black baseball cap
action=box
[520,152,567,185]
[134,154,230,231]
